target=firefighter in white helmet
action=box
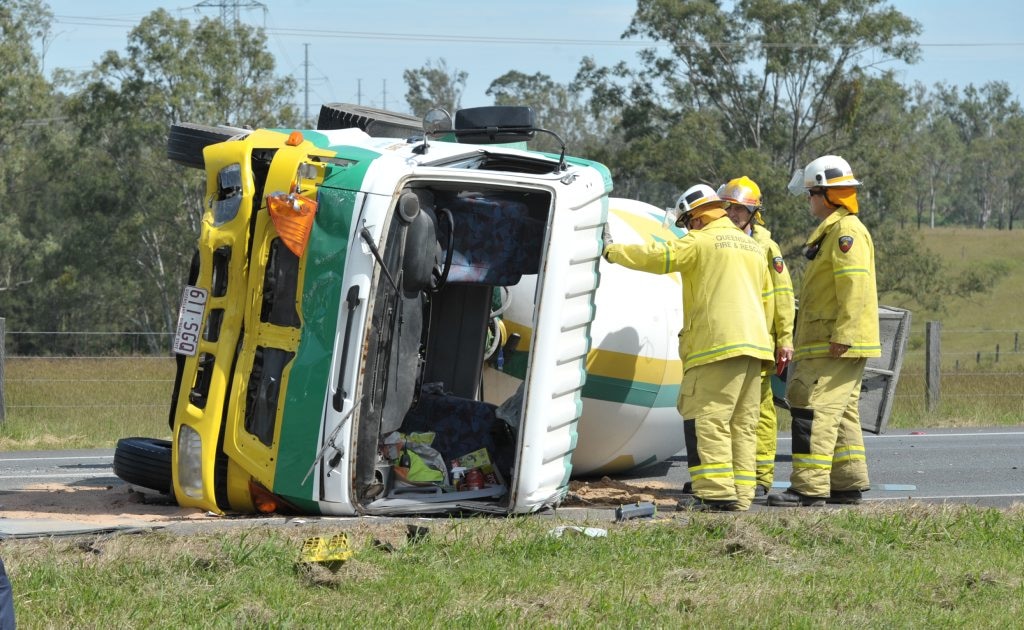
[672,184,719,227]
[719,176,795,499]
[602,184,773,511]
[767,155,880,507]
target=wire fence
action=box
[0,326,1023,423]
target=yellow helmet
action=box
[718,176,762,211]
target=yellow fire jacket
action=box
[751,226,795,350]
[794,208,881,359]
[605,216,774,371]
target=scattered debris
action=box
[406,524,430,543]
[549,526,607,538]
[371,538,395,553]
[615,501,657,522]
[299,534,353,572]
[563,476,686,511]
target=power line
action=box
[49,18,1024,49]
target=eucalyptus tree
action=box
[623,0,920,168]
[486,70,609,155]
[576,0,921,245]
[52,9,298,347]
[0,0,56,298]
[403,58,467,117]
[908,85,963,229]
[935,82,1021,229]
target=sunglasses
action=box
[807,189,826,198]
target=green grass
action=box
[882,226,1024,429]
[3,506,1023,628]
[0,357,173,450]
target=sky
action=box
[39,0,1024,119]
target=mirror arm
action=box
[359,225,399,292]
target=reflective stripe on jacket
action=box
[751,226,795,350]
[794,209,881,359]
[605,216,774,370]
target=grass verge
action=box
[2,505,1022,628]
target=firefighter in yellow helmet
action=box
[767,155,880,507]
[602,184,773,511]
[718,176,795,499]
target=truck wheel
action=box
[113,437,173,495]
[166,122,247,169]
[317,103,422,138]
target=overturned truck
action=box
[117,105,611,516]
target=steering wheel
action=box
[431,207,454,292]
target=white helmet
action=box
[677,184,725,214]
[802,155,860,189]
[674,184,726,228]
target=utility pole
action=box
[192,0,267,26]
[357,79,362,106]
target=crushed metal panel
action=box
[859,305,911,434]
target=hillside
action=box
[879,226,1024,427]
[889,226,1024,369]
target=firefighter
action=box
[767,155,880,507]
[718,176,795,499]
[602,184,773,511]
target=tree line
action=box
[1,0,1017,354]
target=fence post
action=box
[1015,332,1019,353]
[925,321,941,413]
[996,344,1000,363]
[0,317,5,424]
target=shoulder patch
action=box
[838,235,854,253]
[772,256,785,273]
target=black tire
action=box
[113,437,174,495]
[166,122,247,169]
[316,103,422,138]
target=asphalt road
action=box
[2,428,1023,507]
[619,427,1024,508]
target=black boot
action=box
[677,496,738,512]
[826,489,864,505]
[766,489,825,507]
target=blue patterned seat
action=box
[440,194,544,285]
[400,387,515,483]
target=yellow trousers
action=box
[786,357,870,497]
[755,373,777,490]
[679,355,762,510]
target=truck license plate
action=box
[172,285,208,356]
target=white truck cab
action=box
[120,104,610,517]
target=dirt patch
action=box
[0,482,208,525]
[563,476,686,511]
[1,476,689,525]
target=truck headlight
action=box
[177,425,204,498]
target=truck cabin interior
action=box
[354,183,552,508]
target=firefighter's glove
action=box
[601,224,613,260]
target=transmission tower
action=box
[191,0,267,26]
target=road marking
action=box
[771,482,917,491]
[776,431,1024,441]
[869,493,1024,500]
[0,472,116,480]
[0,456,112,463]
[865,432,1024,439]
